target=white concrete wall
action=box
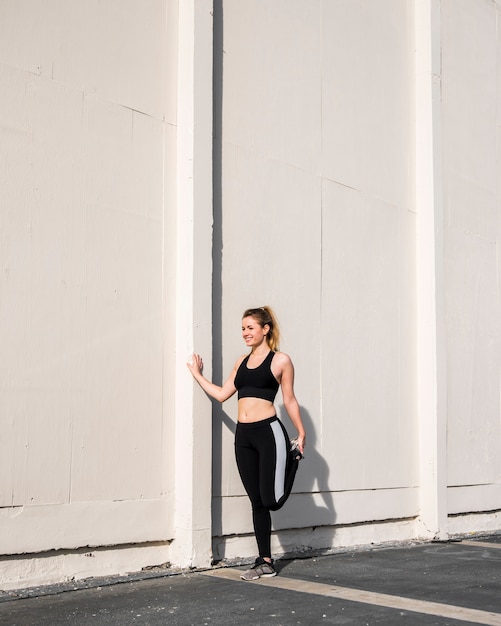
[0,0,177,583]
[214,0,419,560]
[0,0,215,590]
[1,0,501,590]
[213,0,501,560]
[441,0,501,514]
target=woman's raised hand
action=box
[187,353,204,377]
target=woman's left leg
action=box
[255,417,297,512]
[256,418,288,509]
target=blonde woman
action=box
[187,306,306,581]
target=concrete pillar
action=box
[171,0,214,567]
[415,0,448,540]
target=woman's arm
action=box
[187,353,240,403]
[275,353,306,453]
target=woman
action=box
[187,306,306,581]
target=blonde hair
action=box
[242,306,280,352]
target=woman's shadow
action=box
[272,406,337,572]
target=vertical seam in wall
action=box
[319,0,324,451]
[212,0,223,388]
[415,0,448,539]
[211,0,224,554]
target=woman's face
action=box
[241,316,269,349]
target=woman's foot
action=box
[240,557,277,581]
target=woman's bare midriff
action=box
[237,397,276,423]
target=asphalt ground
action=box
[0,535,500,625]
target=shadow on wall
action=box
[275,406,337,563]
[211,403,337,562]
[211,402,235,561]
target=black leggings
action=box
[235,416,299,558]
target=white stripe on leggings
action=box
[270,420,287,503]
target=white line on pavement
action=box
[203,568,501,626]
[461,541,501,550]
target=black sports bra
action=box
[234,351,279,402]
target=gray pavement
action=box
[1,534,500,625]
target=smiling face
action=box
[241,316,270,349]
